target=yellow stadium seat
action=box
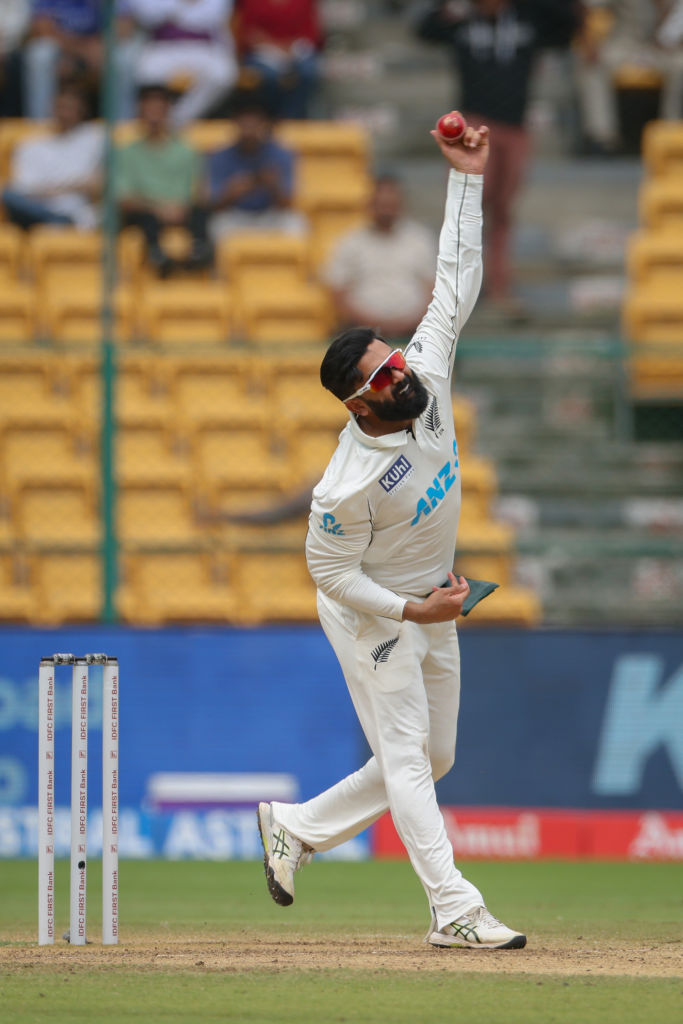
[118,548,240,624]
[171,358,268,429]
[32,551,102,624]
[0,359,75,431]
[1,424,94,496]
[193,426,290,490]
[460,455,498,518]
[0,223,25,280]
[286,428,343,482]
[613,65,662,90]
[0,282,36,342]
[118,481,203,544]
[452,395,475,453]
[139,281,232,345]
[183,120,235,153]
[642,119,683,177]
[235,550,318,622]
[42,281,134,344]
[240,281,332,344]
[458,584,542,627]
[305,197,368,268]
[276,120,370,203]
[456,520,515,586]
[0,551,33,621]
[623,286,683,342]
[638,178,683,231]
[216,232,311,290]
[626,231,683,289]
[118,425,192,486]
[15,482,100,545]
[27,228,102,284]
[629,346,683,398]
[275,375,347,429]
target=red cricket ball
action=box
[436,111,466,144]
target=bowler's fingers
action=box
[463,125,489,149]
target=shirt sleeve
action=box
[406,169,483,380]
[306,487,406,621]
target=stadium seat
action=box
[456,520,515,586]
[15,482,100,545]
[452,395,476,454]
[27,228,102,285]
[642,119,683,178]
[193,426,290,490]
[276,120,370,203]
[32,550,102,624]
[117,481,203,544]
[216,232,311,291]
[240,281,332,344]
[460,455,498,518]
[171,357,269,429]
[138,281,232,345]
[1,424,94,496]
[0,223,25,281]
[638,178,683,231]
[0,282,36,343]
[275,375,348,429]
[458,584,542,628]
[235,550,318,622]
[118,548,240,624]
[302,194,368,268]
[626,231,683,290]
[0,550,33,621]
[0,359,75,431]
[286,428,343,482]
[117,425,192,486]
[41,281,135,344]
[623,286,683,342]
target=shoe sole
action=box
[257,803,293,908]
[429,932,527,950]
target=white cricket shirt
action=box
[306,169,483,621]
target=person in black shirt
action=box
[417,0,580,318]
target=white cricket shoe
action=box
[428,905,527,950]
[257,802,313,907]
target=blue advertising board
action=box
[1,626,681,858]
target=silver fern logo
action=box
[371,636,399,670]
[425,396,443,436]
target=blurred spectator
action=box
[125,0,237,126]
[205,99,307,240]
[235,0,323,118]
[574,1,683,155]
[115,84,212,276]
[2,82,103,229]
[23,0,137,120]
[323,176,437,339]
[0,0,30,116]
[416,0,580,318]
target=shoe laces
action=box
[466,905,502,928]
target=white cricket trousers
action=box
[274,591,483,929]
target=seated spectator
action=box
[2,82,103,229]
[125,0,237,126]
[22,0,137,120]
[205,99,307,241]
[115,84,212,277]
[0,0,30,117]
[575,0,683,155]
[235,0,323,119]
[323,176,437,340]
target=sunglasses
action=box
[345,349,407,402]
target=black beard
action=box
[367,369,430,421]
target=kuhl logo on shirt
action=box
[379,454,413,494]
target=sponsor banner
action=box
[0,805,369,861]
[373,808,683,861]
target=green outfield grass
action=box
[1,859,681,1024]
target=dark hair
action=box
[320,327,386,401]
[137,83,174,104]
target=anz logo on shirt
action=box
[320,513,345,535]
[410,440,460,526]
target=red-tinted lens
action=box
[368,351,406,392]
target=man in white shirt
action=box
[324,176,437,341]
[2,83,102,229]
[258,120,527,950]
